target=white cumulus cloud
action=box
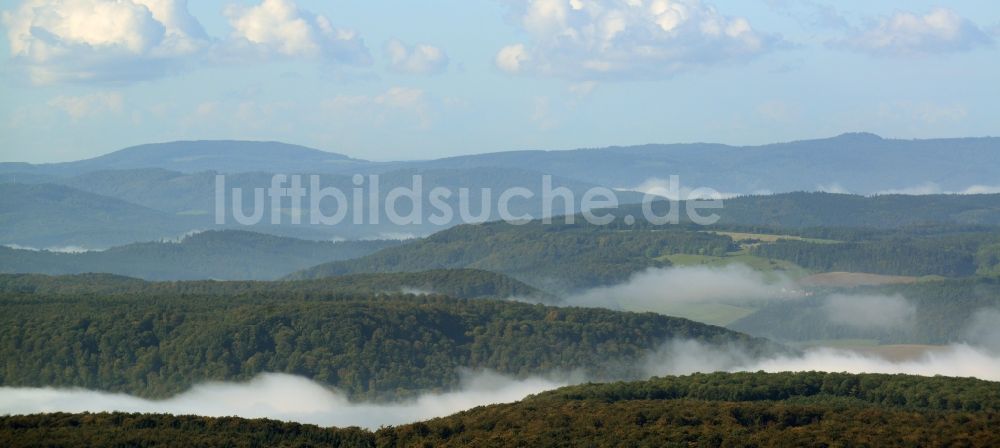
[495,0,780,79]
[384,39,449,74]
[223,0,370,64]
[496,43,530,73]
[838,8,992,56]
[1,0,208,84]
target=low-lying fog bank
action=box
[2,340,998,429]
[0,370,569,429]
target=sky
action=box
[0,0,998,163]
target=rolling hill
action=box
[0,283,769,400]
[0,269,547,301]
[413,133,1000,193]
[0,141,364,176]
[0,230,401,280]
[286,221,735,292]
[5,134,1000,195]
[0,183,197,249]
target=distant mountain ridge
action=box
[3,134,999,248]
[1,140,364,176]
[0,166,646,246]
[3,133,999,194]
[411,133,1000,192]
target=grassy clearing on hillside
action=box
[660,252,811,279]
[708,231,842,245]
[652,303,757,326]
[797,272,920,287]
[792,340,949,362]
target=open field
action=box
[793,340,951,362]
[661,252,811,279]
[708,231,842,245]
[797,271,921,287]
[653,303,757,326]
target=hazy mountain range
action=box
[3,133,999,248]
[5,133,999,193]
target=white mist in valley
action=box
[642,340,1000,382]
[4,265,999,428]
[562,265,800,314]
[822,293,916,330]
[0,370,568,429]
[963,308,1000,353]
[5,341,999,428]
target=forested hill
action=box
[0,183,195,248]
[286,222,734,291]
[4,140,361,176]
[0,286,769,400]
[388,371,1000,446]
[287,208,1000,291]
[0,230,401,281]
[412,134,1000,194]
[609,192,1000,229]
[0,269,547,301]
[714,192,1000,228]
[4,372,998,447]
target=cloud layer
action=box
[838,8,992,56]
[1,0,371,84]
[877,182,1000,196]
[563,265,799,314]
[223,0,370,64]
[642,339,1000,381]
[384,39,449,74]
[0,371,567,429]
[822,293,916,330]
[495,0,779,79]
[4,341,999,429]
[2,0,208,83]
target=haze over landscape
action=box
[1,0,1000,446]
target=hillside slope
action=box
[2,141,364,176]
[0,285,767,399]
[0,269,547,301]
[287,222,735,291]
[0,230,400,280]
[0,183,195,248]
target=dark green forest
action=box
[7,193,1000,287]
[290,217,1000,294]
[288,222,735,291]
[3,372,998,447]
[748,235,992,277]
[0,269,546,301]
[0,279,768,399]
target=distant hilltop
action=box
[2,133,997,196]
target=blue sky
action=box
[1,0,998,163]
